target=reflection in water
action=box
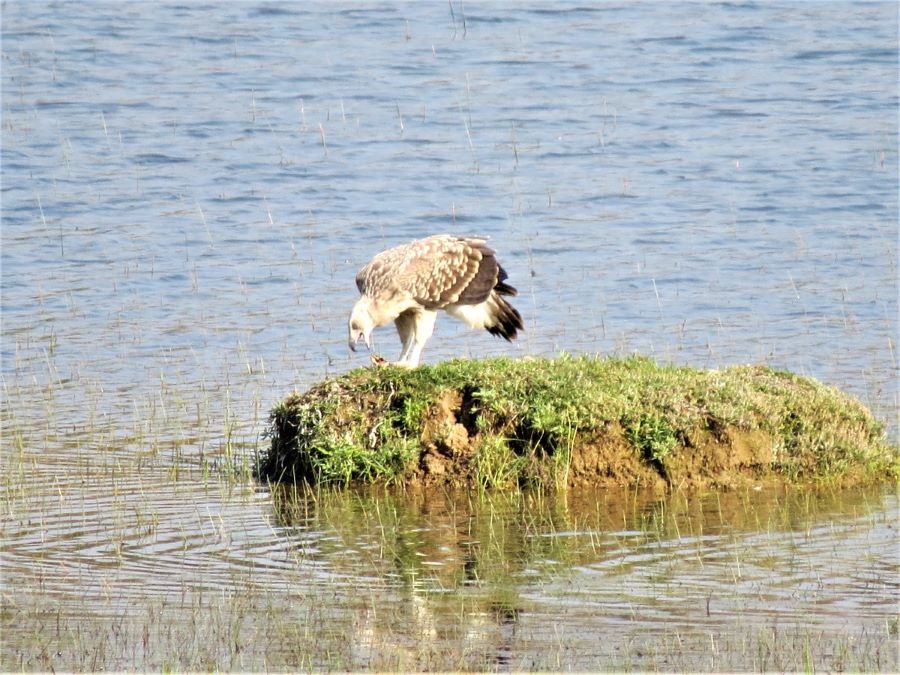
[265,483,898,671]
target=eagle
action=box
[348,234,523,367]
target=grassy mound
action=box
[257,356,897,490]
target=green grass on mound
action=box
[257,355,897,490]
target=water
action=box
[2,1,897,671]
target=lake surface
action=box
[2,1,897,671]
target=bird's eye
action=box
[351,321,359,331]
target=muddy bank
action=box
[257,356,897,490]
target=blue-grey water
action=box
[2,2,897,671]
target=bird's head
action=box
[348,297,375,352]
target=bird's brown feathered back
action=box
[356,235,512,307]
[355,234,523,341]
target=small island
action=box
[257,355,897,490]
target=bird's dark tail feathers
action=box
[486,291,524,341]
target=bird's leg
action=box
[403,310,436,367]
[392,310,436,367]
[397,336,415,364]
[394,312,417,365]
[404,343,424,367]
[397,335,420,367]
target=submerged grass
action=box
[6,481,896,672]
[257,355,897,489]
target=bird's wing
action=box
[357,235,502,309]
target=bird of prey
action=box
[348,234,523,367]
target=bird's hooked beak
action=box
[348,322,371,352]
[348,298,373,354]
[348,332,371,352]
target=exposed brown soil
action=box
[403,388,782,490]
[417,390,475,482]
[566,425,666,490]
